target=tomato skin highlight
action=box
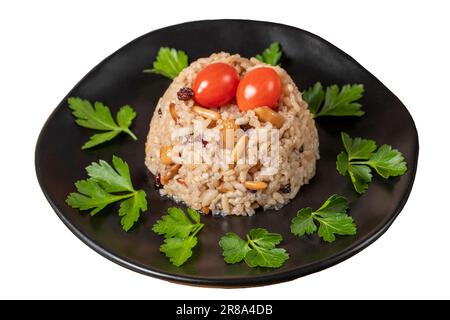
[236,67,282,111]
[192,63,239,108]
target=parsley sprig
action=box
[219,228,289,268]
[255,42,282,66]
[303,82,365,118]
[153,207,204,266]
[291,195,356,243]
[68,97,137,149]
[144,47,189,79]
[66,155,147,231]
[337,132,408,193]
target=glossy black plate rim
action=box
[35,19,419,287]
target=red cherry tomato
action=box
[192,63,239,108]
[236,67,282,111]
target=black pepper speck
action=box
[280,184,291,193]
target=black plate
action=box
[35,20,418,287]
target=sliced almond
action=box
[254,107,285,129]
[192,106,221,120]
[249,162,262,174]
[176,178,187,186]
[207,120,217,128]
[160,145,173,165]
[231,135,248,162]
[161,164,181,185]
[244,180,268,190]
[169,102,179,122]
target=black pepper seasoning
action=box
[280,184,291,193]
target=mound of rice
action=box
[145,52,319,216]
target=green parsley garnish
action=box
[66,155,147,232]
[68,97,137,149]
[153,207,204,266]
[143,47,189,79]
[219,228,289,268]
[337,132,408,193]
[303,82,365,118]
[291,195,357,243]
[255,42,282,66]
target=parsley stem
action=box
[349,161,370,165]
[246,235,257,249]
[110,192,136,202]
[246,235,265,256]
[123,128,137,140]
[191,223,204,237]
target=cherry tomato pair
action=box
[192,63,281,111]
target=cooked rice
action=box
[145,52,319,216]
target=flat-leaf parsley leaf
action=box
[144,47,188,79]
[303,82,365,118]
[68,97,137,149]
[66,155,147,231]
[291,195,357,243]
[219,228,289,268]
[336,132,407,193]
[255,42,282,66]
[153,207,204,266]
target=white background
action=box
[1,0,449,300]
